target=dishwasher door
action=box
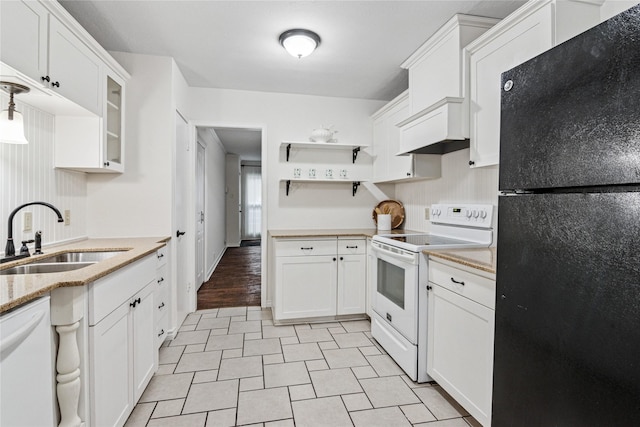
[1,296,56,426]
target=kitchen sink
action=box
[31,250,125,264]
[0,250,127,275]
[0,262,97,275]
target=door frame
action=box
[190,120,268,308]
[173,110,197,329]
[195,139,206,290]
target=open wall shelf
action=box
[281,141,368,163]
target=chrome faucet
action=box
[3,201,64,262]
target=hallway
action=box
[197,246,261,309]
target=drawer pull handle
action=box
[158,329,165,337]
[157,277,164,284]
[300,247,313,250]
[130,297,141,308]
[346,245,358,249]
[450,277,465,286]
[158,302,165,309]
[426,285,432,291]
[157,253,164,259]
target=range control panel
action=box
[430,204,494,228]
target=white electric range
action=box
[370,203,494,382]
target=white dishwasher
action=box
[1,296,56,427]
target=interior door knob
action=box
[176,230,186,237]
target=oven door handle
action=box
[371,245,417,264]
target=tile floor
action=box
[125,306,480,427]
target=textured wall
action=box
[0,95,87,253]
[395,148,499,234]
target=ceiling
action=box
[212,127,262,162]
[59,0,526,102]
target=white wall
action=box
[225,153,241,246]
[0,95,87,253]
[395,149,499,234]
[196,128,227,278]
[185,88,386,231]
[86,53,175,237]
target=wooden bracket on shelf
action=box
[352,181,361,196]
[285,143,292,162]
[352,147,360,163]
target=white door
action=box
[196,142,205,289]
[175,111,193,325]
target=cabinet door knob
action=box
[333,257,337,261]
[450,277,465,286]
[176,230,186,237]
[469,160,475,166]
[426,285,432,291]
[340,257,344,261]
[104,161,110,167]
[406,172,411,176]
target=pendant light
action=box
[279,29,321,59]
[0,81,30,145]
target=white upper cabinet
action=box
[0,0,102,114]
[0,0,48,83]
[48,17,102,115]
[466,0,603,168]
[397,15,498,155]
[1,0,130,173]
[371,91,441,183]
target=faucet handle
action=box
[20,239,35,256]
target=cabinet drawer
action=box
[89,255,156,325]
[338,239,366,255]
[156,245,167,267]
[275,239,336,257]
[429,261,495,309]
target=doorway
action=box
[194,126,263,309]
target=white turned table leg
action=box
[56,322,81,427]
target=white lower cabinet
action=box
[274,238,366,321]
[89,253,158,427]
[427,259,495,427]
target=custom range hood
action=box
[395,14,498,156]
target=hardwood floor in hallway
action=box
[197,245,261,309]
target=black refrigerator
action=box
[494,4,640,426]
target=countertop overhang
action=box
[0,237,170,313]
[424,247,497,274]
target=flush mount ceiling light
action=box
[279,29,321,59]
[0,81,30,145]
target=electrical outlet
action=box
[425,207,430,220]
[23,212,33,232]
[64,209,71,226]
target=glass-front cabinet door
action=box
[104,73,124,172]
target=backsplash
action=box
[0,95,87,254]
[395,148,499,232]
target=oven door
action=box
[371,243,419,343]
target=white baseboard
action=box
[205,246,227,282]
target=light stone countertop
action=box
[0,237,170,313]
[268,228,419,239]
[424,247,497,274]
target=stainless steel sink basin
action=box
[31,251,125,264]
[0,262,96,275]
[0,250,126,275]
